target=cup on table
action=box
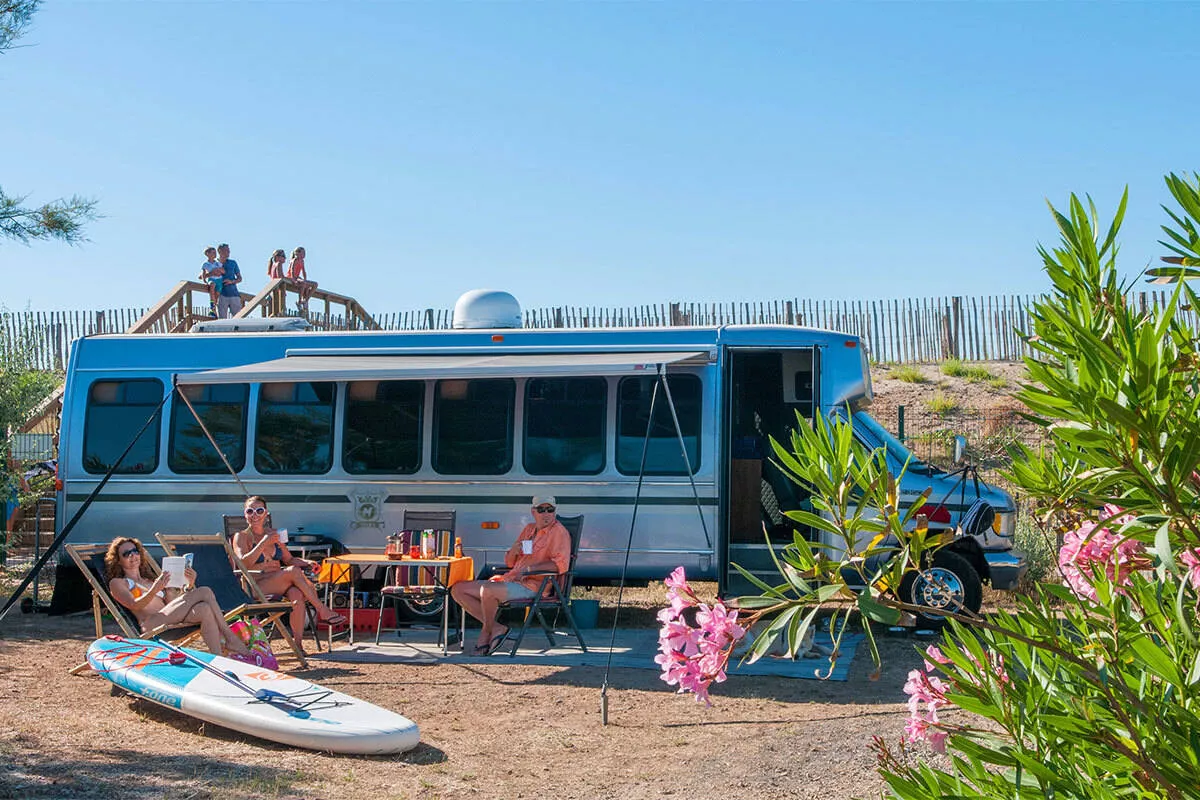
[521,539,534,555]
[409,545,420,559]
[277,528,289,545]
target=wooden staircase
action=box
[4,494,56,557]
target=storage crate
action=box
[318,607,395,632]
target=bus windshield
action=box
[851,411,938,475]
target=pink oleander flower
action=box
[664,566,689,592]
[902,667,950,754]
[903,712,948,753]
[902,642,1009,753]
[656,567,746,706]
[659,617,701,657]
[695,601,746,643]
[1181,548,1200,592]
[923,644,951,671]
[1058,504,1148,602]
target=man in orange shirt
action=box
[451,495,571,655]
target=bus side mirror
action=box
[953,435,968,465]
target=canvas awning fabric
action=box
[175,351,712,385]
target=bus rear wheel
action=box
[897,550,982,629]
[396,595,444,623]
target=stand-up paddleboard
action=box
[87,636,419,754]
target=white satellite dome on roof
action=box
[452,289,523,329]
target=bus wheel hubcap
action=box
[913,568,963,613]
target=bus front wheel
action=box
[897,550,983,629]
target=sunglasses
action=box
[534,505,556,514]
[120,547,139,558]
[245,507,268,516]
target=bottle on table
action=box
[454,537,463,558]
[420,530,435,558]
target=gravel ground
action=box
[0,610,946,800]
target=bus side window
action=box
[343,380,423,474]
[83,379,164,474]
[169,383,249,473]
[433,379,515,475]
[255,382,336,474]
[615,375,702,475]
[524,377,606,475]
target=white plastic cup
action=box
[521,539,534,555]
[161,556,187,589]
[277,528,289,545]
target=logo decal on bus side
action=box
[350,490,386,529]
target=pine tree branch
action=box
[0,189,99,244]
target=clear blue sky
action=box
[2,1,1196,314]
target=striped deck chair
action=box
[375,509,456,644]
[223,514,325,651]
[65,542,220,675]
[155,533,307,667]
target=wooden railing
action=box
[126,281,255,334]
[236,278,379,330]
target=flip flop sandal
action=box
[484,629,510,656]
[320,613,348,627]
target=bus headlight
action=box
[992,511,1016,537]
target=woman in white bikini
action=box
[105,537,251,658]
[231,496,346,650]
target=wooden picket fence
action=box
[5,291,1196,371]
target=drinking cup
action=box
[409,545,420,559]
[277,528,289,545]
[521,539,534,555]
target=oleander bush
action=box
[658,172,1200,799]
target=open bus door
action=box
[722,347,818,596]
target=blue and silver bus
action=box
[55,292,1025,610]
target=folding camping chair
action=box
[494,514,588,656]
[375,510,456,644]
[223,513,324,651]
[223,514,254,541]
[64,542,246,675]
[156,533,307,667]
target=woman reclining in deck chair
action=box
[106,537,253,659]
[231,496,347,650]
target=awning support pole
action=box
[601,364,710,726]
[600,370,661,726]
[660,373,711,549]
[173,380,251,497]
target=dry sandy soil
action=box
[870,361,1028,418]
[0,361,1019,800]
[0,611,947,800]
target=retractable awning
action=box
[175,350,713,385]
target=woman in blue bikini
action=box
[231,496,346,649]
